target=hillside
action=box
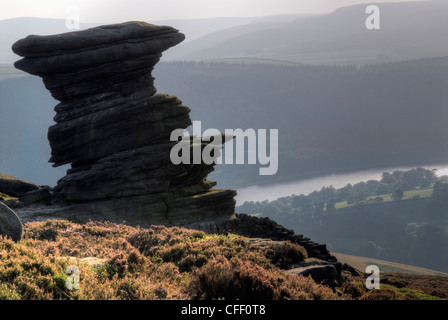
[172,1,448,66]
[0,65,27,81]
[2,56,448,187]
[0,219,446,300]
[332,252,448,276]
[238,168,448,273]
[3,2,447,67]
[156,57,448,188]
[0,75,67,185]
[0,15,291,64]
[162,14,315,61]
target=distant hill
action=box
[0,15,286,64]
[153,16,269,42]
[5,2,448,67]
[171,1,448,66]
[153,57,448,188]
[0,65,27,81]
[162,14,315,61]
[332,252,448,276]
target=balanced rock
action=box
[0,173,40,197]
[0,202,23,242]
[12,22,237,227]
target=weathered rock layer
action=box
[12,21,236,227]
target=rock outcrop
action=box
[202,213,338,262]
[210,216,342,285]
[12,21,236,227]
[0,173,40,197]
[18,187,52,206]
[287,264,339,287]
[0,202,23,242]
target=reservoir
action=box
[235,165,448,205]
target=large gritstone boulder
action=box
[12,22,236,228]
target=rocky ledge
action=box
[11,21,236,227]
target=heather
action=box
[0,220,443,300]
[0,220,340,300]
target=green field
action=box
[334,187,434,210]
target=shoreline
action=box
[233,162,448,204]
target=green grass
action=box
[0,192,17,201]
[335,201,349,209]
[333,187,433,210]
[381,284,444,300]
[249,213,263,217]
[401,188,433,200]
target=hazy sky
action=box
[0,0,427,22]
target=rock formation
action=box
[213,213,337,262]
[12,21,236,228]
[0,202,22,242]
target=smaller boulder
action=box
[56,256,107,268]
[0,173,40,197]
[19,188,52,205]
[0,202,23,242]
[287,264,338,286]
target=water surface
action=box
[235,165,448,205]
